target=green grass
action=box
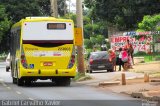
[144,56,153,62]
[144,55,160,62]
[151,72,160,78]
[73,72,92,81]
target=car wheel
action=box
[107,69,113,72]
[89,70,93,73]
[86,69,90,73]
[6,67,10,72]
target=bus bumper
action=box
[19,67,76,79]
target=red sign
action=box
[111,36,152,53]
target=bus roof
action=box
[12,17,73,29]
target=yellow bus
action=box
[10,17,76,86]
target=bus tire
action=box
[17,78,24,86]
[12,77,17,84]
[24,80,31,86]
[55,78,71,86]
[63,78,71,86]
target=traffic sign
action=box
[74,28,83,46]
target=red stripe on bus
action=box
[23,40,73,44]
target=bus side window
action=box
[17,30,20,50]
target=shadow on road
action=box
[4,81,84,88]
[89,70,108,74]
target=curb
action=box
[135,61,160,65]
[99,81,120,86]
[131,92,143,98]
[131,92,160,101]
[151,79,160,82]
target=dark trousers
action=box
[118,58,124,71]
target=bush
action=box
[85,49,92,59]
[0,52,7,61]
[134,51,147,56]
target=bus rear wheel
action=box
[17,78,24,86]
[24,80,32,86]
[54,78,71,86]
[12,77,17,84]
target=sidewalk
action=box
[77,61,160,101]
[77,71,144,86]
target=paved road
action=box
[0,62,142,106]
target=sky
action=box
[66,0,86,13]
[66,0,76,13]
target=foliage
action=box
[84,35,106,51]
[84,0,160,31]
[57,0,68,17]
[0,0,51,52]
[62,11,108,40]
[0,5,11,40]
[73,72,92,81]
[0,0,109,53]
[0,5,11,53]
[134,51,160,56]
[84,39,93,49]
[62,13,77,26]
[134,51,147,56]
[138,14,160,31]
[0,0,49,23]
[137,14,160,53]
[36,0,51,16]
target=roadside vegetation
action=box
[0,0,160,62]
[73,72,92,81]
[134,52,160,62]
[0,52,7,61]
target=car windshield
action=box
[90,52,108,60]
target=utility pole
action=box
[50,0,58,17]
[76,0,85,74]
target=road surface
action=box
[0,62,142,106]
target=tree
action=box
[138,14,160,31]
[0,0,50,23]
[57,0,68,16]
[84,0,160,31]
[0,0,51,52]
[0,5,11,52]
[84,39,93,49]
[137,14,160,53]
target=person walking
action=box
[108,49,116,72]
[124,39,134,68]
[118,48,124,71]
[121,48,129,71]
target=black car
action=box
[86,51,114,73]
